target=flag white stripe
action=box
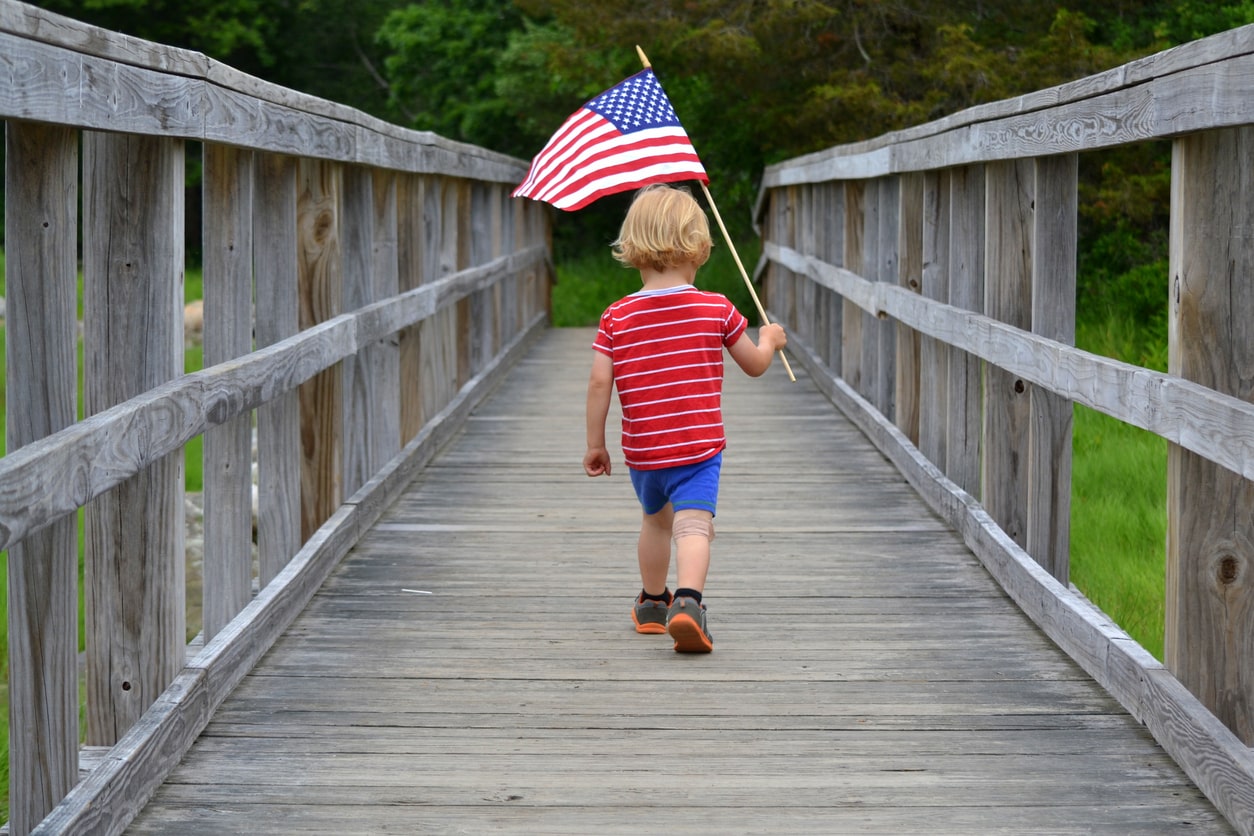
[533,127,703,204]
[514,110,611,195]
[549,161,706,209]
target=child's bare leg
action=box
[673,509,713,593]
[638,504,673,596]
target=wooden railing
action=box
[755,24,1254,833]
[0,1,551,832]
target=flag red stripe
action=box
[533,132,704,204]
[540,150,706,208]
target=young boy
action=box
[582,184,787,653]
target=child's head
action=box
[611,184,712,272]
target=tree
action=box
[376,0,528,154]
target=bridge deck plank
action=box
[126,328,1232,834]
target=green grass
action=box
[1069,316,1169,661]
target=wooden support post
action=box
[202,143,255,640]
[842,182,865,393]
[453,179,473,388]
[5,121,79,836]
[896,173,924,444]
[874,176,899,420]
[340,165,376,498]
[253,153,302,587]
[1166,127,1254,743]
[860,180,882,406]
[918,170,950,468]
[946,164,985,498]
[397,173,427,440]
[371,170,402,465]
[297,158,344,541]
[983,159,1034,547]
[822,183,845,372]
[1028,154,1078,583]
[82,131,186,745]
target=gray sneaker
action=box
[632,593,670,634]
[666,596,713,652]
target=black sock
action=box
[641,587,671,603]
[674,587,702,603]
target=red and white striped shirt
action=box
[593,286,748,470]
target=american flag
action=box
[512,69,708,211]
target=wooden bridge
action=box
[2,2,1254,833]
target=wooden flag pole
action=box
[636,46,795,382]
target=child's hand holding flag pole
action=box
[511,46,795,381]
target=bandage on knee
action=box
[672,517,715,543]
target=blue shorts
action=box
[629,453,722,517]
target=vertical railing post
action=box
[945,165,984,497]
[452,179,473,388]
[1166,126,1254,744]
[798,184,817,345]
[873,177,899,420]
[5,121,79,836]
[896,173,924,444]
[397,173,427,439]
[859,179,881,405]
[918,169,949,467]
[1028,154,1077,583]
[340,165,376,497]
[429,175,459,413]
[82,131,186,745]
[841,182,865,393]
[202,143,256,640]
[983,159,1034,546]
[254,153,302,587]
[821,182,845,372]
[296,158,344,541]
[371,170,402,464]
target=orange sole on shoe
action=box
[667,613,713,652]
[632,615,667,634]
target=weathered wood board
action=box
[125,328,1231,834]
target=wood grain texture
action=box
[202,143,255,641]
[5,120,80,836]
[1165,127,1254,746]
[1027,153,1078,583]
[764,237,1254,484]
[253,152,303,588]
[0,5,528,182]
[780,328,1254,835]
[81,131,186,748]
[122,329,1232,835]
[981,159,1033,549]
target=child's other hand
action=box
[584,447,612,477]
[760,323,787,352]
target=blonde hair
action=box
[611,185,712,272]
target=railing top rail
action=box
[0,0,527,182]
[755,22,1254,203]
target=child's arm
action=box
[728,323,788,378]
[583,351,615,477]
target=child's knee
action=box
[672,514,714,543]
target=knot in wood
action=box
[1218,554,1241,586]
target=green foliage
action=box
[552,236,760,328]
[376,1,527,155]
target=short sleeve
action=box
[722,300,749,347]
[592,307,614,356]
